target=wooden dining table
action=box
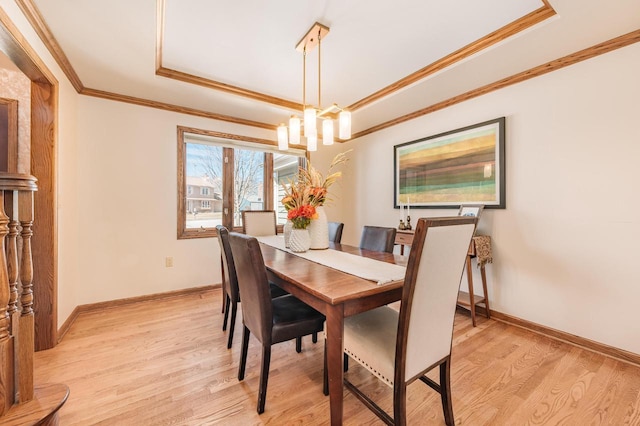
[260,241,407,425]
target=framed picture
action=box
[394,117,505,209]
[458,204,484,218]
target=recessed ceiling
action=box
[24,0,640,139]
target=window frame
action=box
[177,126,307,239]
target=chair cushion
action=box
[271,295,325,344]
[269,283,289,298]
[344,306,398,387]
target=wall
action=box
[0,52,30,173]
[326,42,640,354]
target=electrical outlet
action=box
[165,257,173,267]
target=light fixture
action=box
[277,22,352,151]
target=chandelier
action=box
[277,22,351,151]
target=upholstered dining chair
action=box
[242,210,278,236]
[229,232,325,414]
[216,225,287,349]
[360,225,397,253]
[327,216,477,425]
[328,221,344,243]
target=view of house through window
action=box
[179,129,304,238]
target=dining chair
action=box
[216,225,287,349]
[229,232,326,414]
[326,216,477,425]
[328,221,344,243]
[360,225,397,253]
[242,210,278,236]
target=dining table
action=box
[258,236,408,425]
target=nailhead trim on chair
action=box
[344,348,393,386]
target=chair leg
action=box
[227,300,238,349]
[238,326,250,381]
[323,344,329,396]
[222,294,231,331]
[257,345,272,414]
[393,381,408,426]
[312,332,318,343]
[296,336,302,353]
[440,358,455,426]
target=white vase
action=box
[283,220,293,248]
[308,206,329,249]
[289,229,311,253]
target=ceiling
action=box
[24,0,640,141]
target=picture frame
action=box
[394,117,505,209]
[457,204,484,219]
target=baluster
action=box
[0,190,13,414]
[6,193,19,317]
[0,191,10,340]
[17,190,34,402]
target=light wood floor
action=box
[34,288,640,425]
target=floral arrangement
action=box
[281,151,350,229]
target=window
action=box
[177,127,305,239]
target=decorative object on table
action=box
[281,151,350,250]
[394,117,506,209]
[398,219,406,230]
[289,228,311,253]
[283,220,293,248]
[405,215,412,230]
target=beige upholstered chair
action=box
[229,232,325,414]
[360,225,397,253]
[329,216,477,425]
[242,210,278,236]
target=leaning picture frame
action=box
[394,117,506,209]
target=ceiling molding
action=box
[80,87,276,131]
[347,2,556,111]
[154,0,556,114]
[352,29,640,140]
[9,0,639,147]
[0,3,56,85]
[155,66,303,111]
[14,0,82,91]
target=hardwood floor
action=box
[34,288,640,425]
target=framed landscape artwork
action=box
[394,117,505,209]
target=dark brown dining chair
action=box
[360,225,397,253]
[242,210,278,236]
[229,232,325,414]
[325,216,477,425]
[216,225,287,349]
[328,221,344,243]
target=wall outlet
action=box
[165,257,173,267]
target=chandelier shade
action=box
[277,22,352,151]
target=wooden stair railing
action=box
[0,173,68,425]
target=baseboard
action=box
[462,306,640,367]
[57,284,219,343]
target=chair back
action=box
[397,216,477,382]
[228,232,273,346]
[328,221,344,243]
[242,210,278,236]
[360,226,397,253]
[216,225,239,303]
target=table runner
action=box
[257,235,406,285]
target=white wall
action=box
[328,42,640,354]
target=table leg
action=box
[480,265,491,319]
[465,255,477,327]
[325,304,345,426]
